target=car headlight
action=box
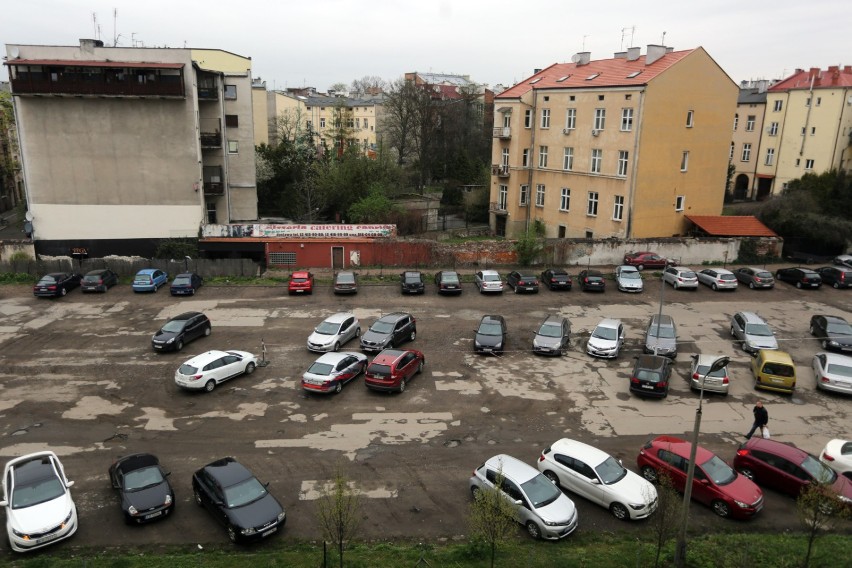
[12,528,29,538]
[165,494,173,506]
[629,503,645,510]
[277,511,286,522]
[241,527,257,536]
[828,340,839,347]
[542,519,563,527]
[166,338,175,344]
[475,341,483,348]
[128,505,138,516]
[733,500,749,509]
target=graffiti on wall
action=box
[201,224,396,239]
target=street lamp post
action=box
[674,355,730,567]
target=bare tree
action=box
[468,471,516,568]
[649,471,681,568]
[322,99,358,159]
[315,464,362,568]
[350,75,388,98]
[797,481,850,568]
[328,82,349,95]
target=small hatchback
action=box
[288,271,314,295]
[307,313,361,353]
[81,269,119,293]
[735,267,775,289]
[586,318,625,359]
[697,268,738,291]
[333,271,358,295]
[662,266,698,290]
[532,315,570,356]
[174,350,258,392]
[170,272,203,296]
[751,349,796,394]
[816,265,852,289]
[731,311,778,354]
[151,312,212,352]
[689,354,730,395]
[400,271,425,294]
[360,312,416,353]
[644,314,678,358]
[474,315,507,354]
[629,355,672,398]
[364,348,425,393]
[469,454,578,540]
[506,271,540,293]
[775,267,822,289]
[132,269,168,293]
[809,315,852,354]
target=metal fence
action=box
[0,257,260,278]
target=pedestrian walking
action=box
[745,401,768,439]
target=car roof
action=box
[756,349,794,364]
[635,354,670,370]
[547,268,569,274]
[542,315,566,325]
[743,267,772,273]
[551,439,610,466]
[821,315,849,324]
[617,265,639,271]
[7,452,61,484]
[483,454,539,483]
[182,350,231,366]
[479,269,499,275]
[649,314,675,326]
[4,450,60,471]
[170,311,204,322]
[745,438,809,462]
[201,457,252,487]
[703,268,734,275]
[819,351,852,364]
[627,251,657,256]
[651,435,714,463]
[136,268,158,275]
[292,271,310,277]
[481,315,505,324]
[597,318,622,329]
[737,311,766,323]
[583,270,603,276]
[84,269,111,275]
[375,312,410,324]
[371,349,408,364]
[694,354,728,367]
[670,266,693,272]
[324,312,355,323]
[314,351,359,365]
[173,272,196,278]
[403,271,421,276]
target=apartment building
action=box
[730,81,770,200]
[490,45,737,239]
[4,40,258,257]
[754,66,852,197]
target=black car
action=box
[360,312,417,353]
[577,270,606,292]
[81,269,119,293]
[775,267,822,289]
[192,457,286,544]
[506,271,540,293]
[170,272,204,296]
[434,271,462,295]
[629,355,672,398]
[333,271,358,294]
[151,312,212,352]
[474,315,507,355]
[816,266,852,289]
[33,272,82,297]
[400,271,425,294]
[540,268,572,291]
[109,453,174,524]
[809,315,852,353]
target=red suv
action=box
[734,438,852,501]
[288,271,314,295]
[623,252,669,270]
[364,349,425,393]
[637,435,763,519]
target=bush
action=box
[155,239,198,259]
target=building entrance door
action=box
[331,246,344,269]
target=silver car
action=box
[644,314,677,358]
[689,354,730,395]
[532,315,570,356]
[469,454,578,540]
[730,311,778,354]
[812,352,852,395]
[662,266,698,289]
[697,268,738,291]
[474,270,504,293]
[307,312,361,352]
[615,265,644,293]
[586,318,625,359]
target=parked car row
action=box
[34,269,203,297]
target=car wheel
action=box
[410,330,417,342]
[417,361,424,374]
[333,342,340,352]
[641,466,658,483]
[227,525,237,543]
[204,380,216,392]
[749,282,755,289]
[244,362,256,375]
[525,521,542,540]
[355,327,361,338]
[543,470,560,488]
[637,264,644,271]
[712,500,731,518]
[739,468,755,481]
[194,489,203,506]
[334,381,343,394]
[796,281,803,289]
[470,486,481,500]
[61,287,67,296]
[673,281,679,289]
[204,326,212,337]
[399,378,406,393]
[610,502,629,521]
[514,285,519,294]
[711,283,718,291]
[834,282,840,289]
[175,340,183,352]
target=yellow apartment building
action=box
[490,45,737,239]
[731,81,770,200]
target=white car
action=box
[1,451,78,552]
[174,349,258,392]
[474,270,504,293]
[697,268,738,291]
[307,312,361,352]
[586,318,625,359]
[302,351,368,394]
[615,265,643,293]
[537,439,657,520]
[812,351,852,395]
[820,439,852,480]
[834,254,852,269]
[662,266,699,289]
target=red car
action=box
[288,271,314,295]
[637,435,763,519]
[623,252,669,270]
[734,438,852,501]
[364,348,425,393]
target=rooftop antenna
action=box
[620,26,635,50]
[112,8,118,46]
[661,31,667,44]
[131,32,137,47]
[92,12,97,37]
[582,35,588,51]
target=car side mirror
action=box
[591,479,601,485]
[699,478,709,485]
[264,482,270,488]
[66,480,75,488]
[111,480,120,489]
[163,471,171,477]
[514,499,523,506]
[0,500,7,507]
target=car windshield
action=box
[37,276,57,284]
[521,473,562,508]
[11,475,65,509]
[595,456,628,485]
[178,363,199,375]
[307,362,333,376]
[592,326,618,341]
[697,364,727,378]
[336,274,355,284]
[370,321,395,334]
[648,325,676,339]
[83,275,101,282]
[123,466,165,492]
[222,477,268,508]
[620,271,640,280]
[745,323,773,336]
[315,322,341,335]
[172,277,191,285]
[826,363,852,378]
[826,323,852,335]
[483,274,500,282]
[537,324,563,338]
[756,271,773,279]
[441,273,459,284]
[161,320,187,333]
[800,455,837,483]
[477,322,503,336]
[681,271,697,279]
[699,455,736,486]
[135,276,152,283]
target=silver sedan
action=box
[813,352,852,395]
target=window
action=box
[675,195,685,211]
[522,149,530,167]
[774,100,783,111]
[741,143,751,162]
[686,110,694,127]
[228,140,238,154]
[621,108,633,131]
[805,97,811,107]
[519,184,529,205]
[541,109,551,128]
[816,97,821,106]
[598,95,605,101]
[769,122,778,136]
[617,151,629,176]
[594,108,606,130]
[562,147,574,171]
[224,84,237,99]
[613,195,624,221]
[565,108,576,130]
[535,184,545,207]
[502,113,511,127]
[498,185,508,210]
[539,146,548,168]
[558,225,566,238]
[364,118,369,129]
[733,114,739,131]
[501,148,509,167]
[795,158,801,167]
[524,109,532,128]
[746,115,755,131]
[585,230,594,239]
[810,126,816,135]
[590,149,602,173]
[765,148,775,166]
[729,142,735,160]
[560,188,570,211]
[681,151,689,171]
[268,252,297,265]
[225,114,239,127]
[801,127,806,136]
[805,159,814,170]
[320,117,326,128]
[355,118,360,128]
[587,192,599,216]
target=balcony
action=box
[200,118,222,148]
[489,202,508,215]
[491,165,510,178]
[492,127,511,139]
[7,62,185,98]
[203,166,224,196]
[197,86,218,101]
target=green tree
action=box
[514,221,545,265]
[255,124,318,218]
[650,471,682,568]
[316,464,362,568]
[797,481,850,568]
[348,185,401,223]
[323,98,358,159]
[468,472,516,568]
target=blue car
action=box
[132,269,169,293]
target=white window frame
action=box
[746,115,755,131]
[535,184,545,207]
[617,151,628,177]
[560,188,570,212]
[228,140,239,154]
[805,159,814,170]
[590,149,602,174]
[675,195,685,212]
[562,147,574,171]
[686,110,694,128]
[498,185,508,210]
[729,142,735,160]
[541,108,550,128]
[765,148,775,166]
[524,109,532,128]
[539,146,548,168]
[501,148,510,167]
[565,108,576,130]
[774,100,783,112]
[741,143,751,162]
[733,114,739,131]
[681,151,689,172]
[320,117,326,128]
[519,184,529,205]
[769,122,778,136]
[586,192,599,216]
[522,149,529,168]
[613,195,624,221]
[594,108,606,130]
[621,108,633,131]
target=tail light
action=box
[190,374,203,381]
[692,373,700,380]
[630,377,639,384]
[551,278,558,283]
[820,376,830,383]
[823,452,835,462]
[584,278,589,283]
[48,285,57,290]
[538,454,545,462]
[659,381,668,388]
[736,448,749,457]
[98,279,104,285]
[722,376,729,384]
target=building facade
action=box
[489,45,737,239]
[730,81,770,200]
[4,40,258,257]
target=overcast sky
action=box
[3,0,847,91]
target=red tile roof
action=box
[768,66,852,91]
[686,216,777,237]
[497,49,696,98]
[4,59,184,69]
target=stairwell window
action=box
[617,151,629,177]
[680,151,689,172]
[541,109,551,128]
[539,146,548,168]
[686,110,694,128]
[613,196,624,221]
[675,196,685,212]
[741,143,751,162]
[560,188,570,211]
[774,100,783,112]
[594,108,606,130]
[621,108,633,131]
[519,184,529,206]
[765,148,775,166]
[565,108,576,130]
[522,149,529,167]
[805,159,815,170]
[769,122,778,136]
[563,147,574,171]
[524,110,532,128]
[587,192,599,216]
[498,185,508,210]
[535,184,545,207]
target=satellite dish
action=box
[25,211,33,221]
[570,54,582,63]
[10,46,20,59]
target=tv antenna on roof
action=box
[661,31,667,44]
[621,26,635,51]
[582,35,588,51]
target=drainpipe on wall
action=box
[624,88,646,238]
[799,73,816,157]
[525,89,537,235]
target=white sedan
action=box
[697,268,739,291]
[537,438,657,520]
[174,350,258,392]
[820,439,852,480]
[1,451,78,552]
[302,352,368,394]
[812,352,852,395]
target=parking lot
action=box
[0,272,850,553]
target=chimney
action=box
[614,52,627,59]
[666,47,674,53]
[809,67,822,86]
[844,66,852,74]
[627,47,641,61]
[79,38,103,52]
[645,44,667,65]
[573,52,591,66]
[533,68,542,74]
[756,79,769,93]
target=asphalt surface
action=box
[0,272,850,556]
